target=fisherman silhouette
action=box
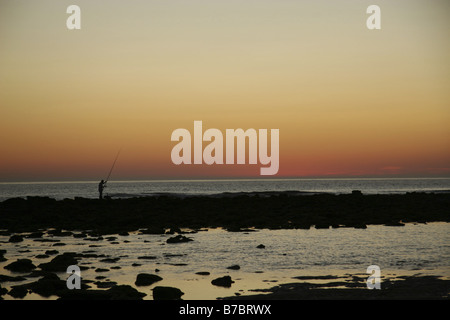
[98,180,106,199]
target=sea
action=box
[1,178,450,201]
[1,178,449,300]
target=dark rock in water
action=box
[0,254,6,262]
[256,244,265,249]
[135,273,163,286]
[107,285,146,300]
[384,221,405,227]
[155,268,160,272]
[211,276,234,287]
[8,285,28,299]
[105,236,117,241]
[26,232,44,239]
[73,233,87,238]
[45,250,59,255]
[110,266,121,270]
[152,286,184,300]
[95,268,109,273]
[196,272,210,276]
[38,252,79,272]
[4,259,36,273]
[0,284,7,296]
[8,235,24,243]
[140,227,165,235]
[27,273,90,298]
[52,243,66,247]
[0,275,26,282]
[227,265,240,270]
[166,235,193,244]
[165,227,181,235]
[138,256,157,260]
[50,230,73,237]
[95,276,107,280]
[94,281,117,289]
[131,263,142,267]
[35,254,50,259]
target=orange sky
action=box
[0,0,449,181]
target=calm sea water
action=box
[1,178,450,201]
[1,223,449,299]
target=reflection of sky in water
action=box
[1,178,450,201]
[1,223,449,300]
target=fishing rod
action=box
[105,148,121,185]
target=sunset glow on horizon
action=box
[1,0,449,182]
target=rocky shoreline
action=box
[0,192,449,235]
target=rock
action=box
[227,265,240,270]
[38,252,79,272]
[8,285,28,299]
[256,244,265,249]
[0,275,26,282]
[211,276,234,287]
[45,250,59,255]
[135,273,163,286]
[95,281,117,289]
[166,235,193,244]
[152,286,184,300]
[35,254,50,259]
[8,235,23,243]
[195,272,210,276]
[52,243,66,247]
[73,233,87,238]
[0,284,7,296]
[4,259,36,273]
[26,232,44,238]
[131,263,142,267]
[107,285,146,300]
[140,227,165,235]
[95,268,109,273]
[165,227,181,234]
[26,273,70,298]
[138,256,157,260]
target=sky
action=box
[0,0,449,181]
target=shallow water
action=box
[1,223,449,300]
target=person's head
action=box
[101,180,104,183]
